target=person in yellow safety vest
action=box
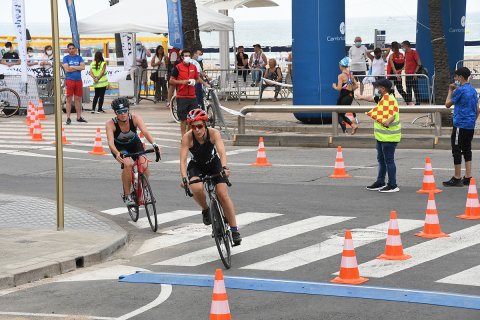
[89,51,108,113]
[361,78,401,193]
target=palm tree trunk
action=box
[428,0,451,126]
[181,0,202,50]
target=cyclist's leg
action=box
[187,162,208,210]
[122,158,134,195]
[215,183,237,228]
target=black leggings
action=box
[92,86,106,111]
[337,90,354,133]
[451,127,474,165]
[390,76,408,102]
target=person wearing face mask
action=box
[40,45,54,68]
[402,40,422,105]
[26,47,38,67]
[348,36,368,95]
[135,40,151,100]
[443,67,479,187]
[191,49,209,109]
[169,49,207,137]
[249,44,267,87]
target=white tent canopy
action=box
[199,0,279,10]
[78,0,234,34]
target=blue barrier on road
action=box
[119,272,480,310]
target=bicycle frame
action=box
[131,156,148,206]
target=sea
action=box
[1,13,479,64]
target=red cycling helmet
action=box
[187,108,208,123]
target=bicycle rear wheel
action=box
[210,198,231,269]
[0,88,21,118]
[140,174,158,232]
[170,96,180,123]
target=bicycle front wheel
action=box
[206,103,216,128]
[0,88,21,118]
[140,174,158,232]
[170,96,180,123]
[210,198,231,269]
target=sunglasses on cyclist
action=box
[115,108,129,115]
[191,124,204,130]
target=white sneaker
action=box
[123,194,135,206]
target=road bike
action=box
[0,87,21,118]
[122,147,161,232]
[184,172,234,269]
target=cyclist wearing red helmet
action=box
[180,109,242,245]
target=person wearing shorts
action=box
[169,49,206,137]
[443,67,479,187]
[62,43,87,124]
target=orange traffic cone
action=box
[210,269,231,320]
[250,137,271,166]
[25,102,33,125]
[416,193,449,238]
[329,146,352,178]
[30,114,44,141]
[417,157,442,194]
[331,230,369,285]
[37,99,47,120]
[377,211,411,260]
[88,128,107,155]
[139,131,146,150]
[27,108,37,136]
[52,127,71,145]
[457,178,480,220]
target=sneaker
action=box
[463,176,472,186]
[379,185,400,193]
[202,208,211,225]
[66,118,71,125]
[90,110,95,114]
[123,194,135,206]
[442,176,463,187]
[94,110,100,114]
[99,109,106,113]
[366,182,386,191]
[77,117,88,123]
[232,230,242,246]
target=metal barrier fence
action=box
[0,75,41,114]
[237,105,451,138]
[455,59,480,71]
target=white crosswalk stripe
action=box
[129,210,200,229]
[354,224,480,278]
[436,265,480,287]
[241,219,424,271]
[134,212,281,256]
[153,215,354,267]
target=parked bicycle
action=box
[0,87,21,117]
[122,147,161,232]
[184,172,234,269]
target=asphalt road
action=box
[0,118,479,319]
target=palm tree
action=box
[181,0,203,50]
[428,0,451,125]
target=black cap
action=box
[372,78,393,90]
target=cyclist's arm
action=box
[210,128,227,168]
[106,121,123,163]
[180,133,191,178]
[132,114,156,145]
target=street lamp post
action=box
[50,0,65,231]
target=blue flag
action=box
[65,0,80,49]
[166,0,184,49]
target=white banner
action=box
[120,33,134,71]
[0,65,130,88]
[11,0,27,84]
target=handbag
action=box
[417,65,428,76]
[150,71,158,82]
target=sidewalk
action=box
[0,193,127,290]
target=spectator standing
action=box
[348,36,368,95]
[135,40,151,99]
[365,79,401,193]
[236,46,249,82]
[191,49,209,109]
[366,47,390,79]
[402,40,422,105]
[169,49,205,137]
[40,45,53,68]
[26,47,38,67]
[249,44,267,87]
[1,42,20,67]
[443,67,479,187]
[332,57,359,135]
[260,58,283,102]
[62,42,87,124]
[151,45,167,102]
[387,42,408,103]
[89,51,108,114]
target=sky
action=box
[0,0,479,23]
